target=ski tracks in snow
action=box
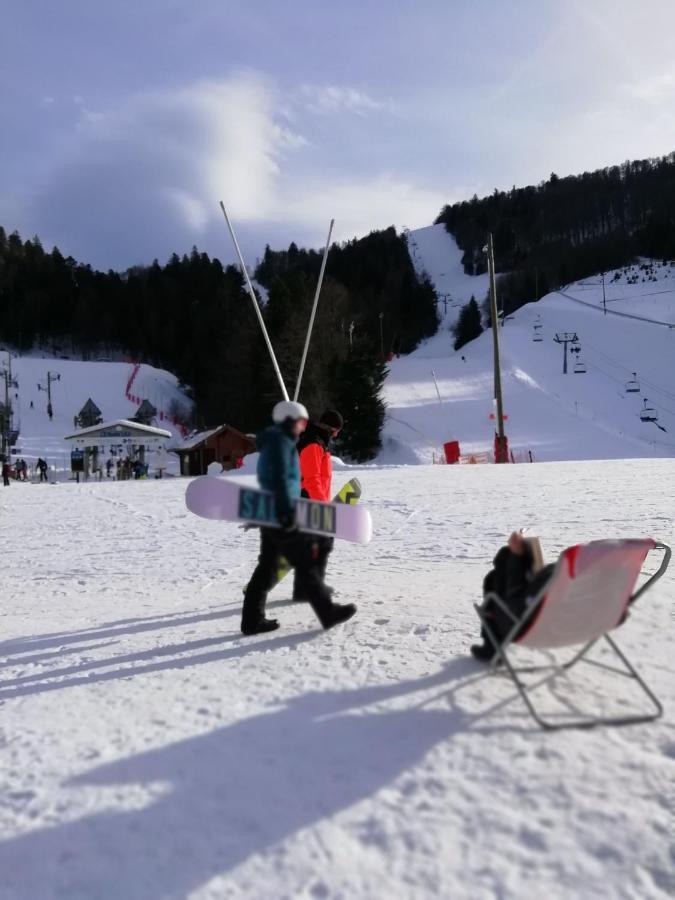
[1,462,674,898]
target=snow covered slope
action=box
[8,356,191,470]
[390,235,675,463]
[1,461,673,898]
[406,223,489,328]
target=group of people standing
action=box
[105,457,147,480]
[241,402,356,636]
[2,457,49,485]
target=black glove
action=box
[278,510,298,533]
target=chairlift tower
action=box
[38,371,61,419]
[553,332,579,374]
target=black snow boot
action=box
[241,618,280,636]
[320,602,357,630]
[470,641,496,662]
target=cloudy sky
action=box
[2,0,675,270]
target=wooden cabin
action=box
[172,424,255,477]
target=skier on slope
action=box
[292,409,344,602]
[241,400,356,636]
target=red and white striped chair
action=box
[474,539,671,730]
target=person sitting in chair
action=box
[471,531,555,662]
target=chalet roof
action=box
[134,399,157,417]
[78,398,102,418]
[64,419,172,441]
[172,423,254,452]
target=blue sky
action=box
[2,0,675,269]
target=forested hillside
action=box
[0,226,435,460]
[436,151,675,315]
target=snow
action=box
[385,231,675,463]
[6,357,192,475]
[406,223,490,328]
[1,461,674,899]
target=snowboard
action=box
[185,475,372,544]
[273,478,362,587]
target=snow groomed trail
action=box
[1,461,674,899]
[386,227,675,464]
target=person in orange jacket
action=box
[293,409,343,601]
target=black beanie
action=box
[320,409,344,431]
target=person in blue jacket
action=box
[241,400,357,636]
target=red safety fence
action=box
[125,362,189,437]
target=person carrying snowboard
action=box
[241,400,356,636]
[292,409,343,602]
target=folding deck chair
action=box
[474,538,671,730]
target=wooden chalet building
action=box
[172,424,255,477]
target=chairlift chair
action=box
[640,399,658,423]
[573,359,587,374]
[625,373,640,393]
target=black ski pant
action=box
[480,555,555,647]
[243,528,334,629]
[292,536,333,599]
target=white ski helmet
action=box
[272,400,309,424]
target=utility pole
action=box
[486,233,508,462]
[553,333,579,374]
[1,371,10,459]
[0,351,18,459]
[38,371,60,419]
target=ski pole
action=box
[219,202,289,401]
[294,218,334,401]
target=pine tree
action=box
[331,340,386,462]
[453,297,483,350]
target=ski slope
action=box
[385,230,675,463]
[6,356,191,472]
[1,461,673,899]
[406,223,490,329]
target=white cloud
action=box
[277,174,444,245]
[625,66,675,105]
[165,188,208,231]
[298,84,395,116]
[27,73,438,266]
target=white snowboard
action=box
[185,476,373,545]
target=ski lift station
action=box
[64,419,172,478]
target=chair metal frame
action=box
[474,541,671,730]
